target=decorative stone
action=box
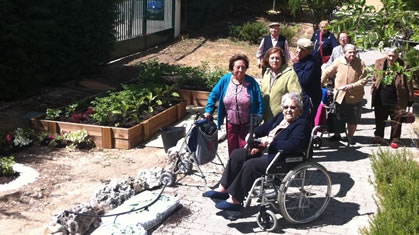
[135,167,163,190]
[90,179,135,209]
[46,203,102,235]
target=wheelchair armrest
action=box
[265,151,305,174]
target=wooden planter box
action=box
[30,102,187,149]
[177,89,210,106]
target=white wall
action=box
[174,0,181,38]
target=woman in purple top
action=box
[204,54,265,155]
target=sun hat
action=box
[268,22,280,27]
[297,38,313,50]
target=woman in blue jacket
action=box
[204,54,265,156]
[203,92,311,211]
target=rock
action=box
[135,167,163,190]
[45,204,102,235]
[90,179,135,209]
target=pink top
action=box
[223,80,251,125]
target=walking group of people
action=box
[201,21,415,211]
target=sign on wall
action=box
[147,0,164,20]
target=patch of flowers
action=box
[0,128,35,155]
[39,129,95,150]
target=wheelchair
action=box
[244,125,332,231]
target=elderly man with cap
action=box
[292,38,322,123]
[321,44,368,145]
[256,22,291,77]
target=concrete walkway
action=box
[150,82,418,235]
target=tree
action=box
[288,0,349,26]
[329,0,419,82]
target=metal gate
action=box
[113,0,175,59]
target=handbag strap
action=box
[319,32,324,58]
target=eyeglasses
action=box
[282,105,296,110]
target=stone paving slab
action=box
[149,84,418,234]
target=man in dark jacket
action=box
[292,38,322,124]
[371,47,415,148]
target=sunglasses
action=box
[282,105,296,110]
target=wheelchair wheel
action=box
[160,172,176,187]
[279,162,331,224]
[312,136,322,149]
[256,209,277,232]
[177,159,193,175]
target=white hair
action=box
[281,92,303,111]
[343,44,356,52]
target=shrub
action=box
[228,24,243,40]
[136,59,226,91]
[0,156,16,177]
[363,149,419,234]
[279,24,300,47]
[227,22,299,46]
[239,22,269,44]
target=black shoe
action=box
[203,190,229,200]
[329,135,341,142]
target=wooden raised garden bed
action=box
[177,89,210,106]
[30,102,186,149]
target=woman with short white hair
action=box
[202,92,311,211]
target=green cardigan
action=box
[261,65,302,122]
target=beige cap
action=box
[268,22,280,27]
[297,38,313,50]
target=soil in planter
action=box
[0,172,20,185]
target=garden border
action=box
[30,102,186,149]
[176,89,210,106]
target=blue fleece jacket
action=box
[205,73,265,129]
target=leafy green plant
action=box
[363,149,419,234]
[91,83,180,127]
[39,132,67,148]
[0,156,15,176]
[65,104,79,118]
[228,24,243,40]
[205,66,225,89]
[239,22,268,44]
[63,129,94,149]
[46,108,62,120]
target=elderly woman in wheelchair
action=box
[203,92,331,231]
